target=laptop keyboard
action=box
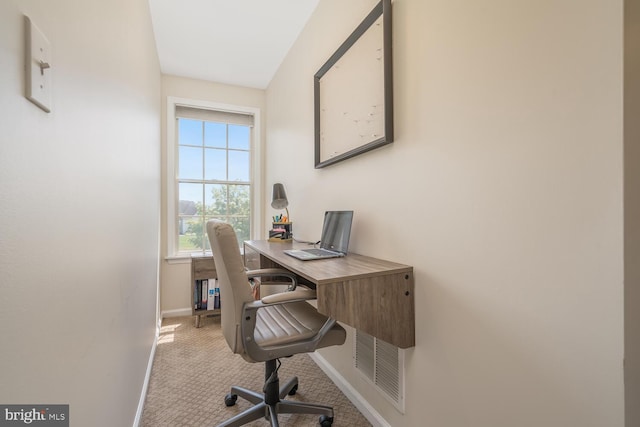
[306,249,333,256]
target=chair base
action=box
[217,360,335,427]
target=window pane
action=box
[228,184,250,216]
[205,122,226,148]
[228,125,250,150]
[204,148,226,181]
[179,182,203,206]
[179,119,203,146]
[179,146,203,179]
[203,220,212,252]
[178,216,204,252]
[205,184,228,216]
[178,183,204,252]
[230,216,250,246]
[228,150,249,182]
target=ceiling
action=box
[148,0,320,89]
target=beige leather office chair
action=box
[206,220,346,427]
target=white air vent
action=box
[354,330,405,412]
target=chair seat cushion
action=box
[254,301,345,348]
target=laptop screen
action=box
[319,211,354,254]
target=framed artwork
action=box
[314,0,393,169]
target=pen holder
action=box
[268,222,292,242]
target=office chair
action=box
[206,220,347,427]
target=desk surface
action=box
[245,240,412,285]
[244,240,415,348]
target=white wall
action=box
[266,0,624,426]
[160,75,266,314]
[0,1,161,426]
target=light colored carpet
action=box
[140,315,372,427]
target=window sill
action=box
[164,248,244,264]
[164,252,212,264]
[164,256,192,264]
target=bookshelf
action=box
[191,254,220,328]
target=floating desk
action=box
[244,240,415,348]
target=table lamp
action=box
[270,183,291,241]
[271,183,289,221]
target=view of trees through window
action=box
[177,117,251,252]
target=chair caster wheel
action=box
[288,384,298,396]
[224,393,238,407]
[319,415,333,426]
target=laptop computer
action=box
[283,211,353,261]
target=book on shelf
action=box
[214,284,220,309]
[194,278,220,312]
[200,279,208,310]
[194,279,200,310]
[207,279,216,311]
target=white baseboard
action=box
[309,352,391,427]
[161,307,192,318]
[132,318,161,427]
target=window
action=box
[167,98,262,257]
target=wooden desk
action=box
[244,240,415,348]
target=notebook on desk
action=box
[283,211,353,261]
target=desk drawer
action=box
[192,256,217,279]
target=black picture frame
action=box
[314,0,393,169]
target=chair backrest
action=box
[206,220,254,355]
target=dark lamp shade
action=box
[271,183,288,209]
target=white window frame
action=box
[166,96,262,259]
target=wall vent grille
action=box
[354,330,405,412]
